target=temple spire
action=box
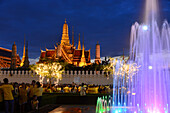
[11,42,17,69]
[82,45,85,58]
[20,36,26,66]
[23,41,29,68]
[82,33,85,58]
[78,33,81,50]
[61,19,70,45]
[95,41,101,64]
[72,26,74,46]
[79,33,86,67]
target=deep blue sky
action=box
[0,0,170,61]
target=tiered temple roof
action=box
[38,20,91,67]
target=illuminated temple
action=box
[0,43,21,68]
[38,20,101,66]
[0,39,29,69]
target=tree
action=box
[30,62,64,85]
[103,57,140,79]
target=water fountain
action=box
[96,0,170,112]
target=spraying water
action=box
[96,0,170,112]
[129,0,170,112]
[144,0,159,23]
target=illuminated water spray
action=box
[96,0,170,112]
[129,0,170,111]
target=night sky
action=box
[0,0,170,63]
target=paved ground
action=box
[0,105,96,113]
[49,105,96,113]
[28,104,59,113]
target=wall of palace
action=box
[0,70,113,85]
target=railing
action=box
[0,70,36,75]
[0,70,113,85]
[0,70,111,76]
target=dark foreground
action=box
[0,93,108,113]
[49,105,95,113]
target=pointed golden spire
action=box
[23,41,30,68]
[20,35,26,66]
[82,44,85,58]
[54,44,57,49]
[78,33,81,50]
[61,19,70,45]
[79,33,86,67]
[82,33,85,57]
[23,35,26,55]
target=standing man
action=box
[0,78,14,113]
[34,82,43,107]
[29,80,36,99]
[28,80,36,110]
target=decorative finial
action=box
[65,18,66,23]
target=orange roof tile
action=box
[46,50,55,57]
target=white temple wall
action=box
[0,70,113,85]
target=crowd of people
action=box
[44,82,112,94]
[0,78,43,113]
[0,78,112,113]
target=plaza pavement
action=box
[49,105,96,113]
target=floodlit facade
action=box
[38,20,101,67]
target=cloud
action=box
[29,57,39,65]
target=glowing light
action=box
[142,25,148,30]
[132,93,136,95]
[31,62,64,84]
[146,108,161,113]
[148,66,152,70]
[104,58,140,80]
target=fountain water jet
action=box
[96,0,170,112]
[144,0,159,23]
